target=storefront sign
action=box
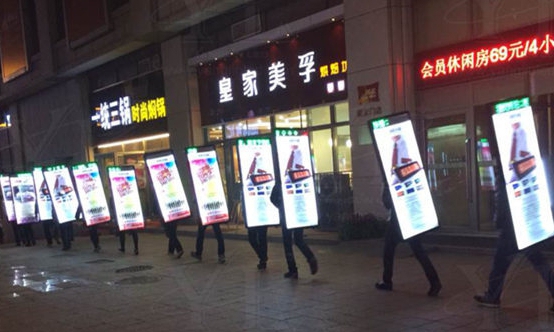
[10,173,38,225]
[198,22,347,125]
[107,165,145,231]
[72,162,111,226]
[145,150,191,222]
[0,174,16,222]
[237,137,280,228]
[186,146,229,226]
[33,167,53,221]
[274,129,318,229]
[416,21,554,87]
[43,165,80,224]
[91,96,166,131]
[369,113,439,240]
[492,97,554,250]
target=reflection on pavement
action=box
[11,266,89,293]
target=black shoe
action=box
[218,255,226,264]
[375,281,393,291]
[284,271,298,279]
[134,248,139,255]
[176,250,184,259]
[257,261,267,271]
[62,246,70,251]
[308,257,318,275]
[118,248,125,253]
[428,281,442,297]
[474,294,500,308]
[94,246,101,253]
[190,251,202,260]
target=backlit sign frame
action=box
[145,150,191,222]
[10,172,38,225]
[492,97,554,250]
[236,136,280,228]
[369,112,439,240]
[185,146,229,226]
[0,174,16,222]
[43,165,80,224]
[274,129,318,229]
[72,162,111,226]
[107,165,145,231]
[33,167,53,221]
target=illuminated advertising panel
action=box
[236,137,280,228]
[369,113,439,240]
[10,173,38,224]
[33,167,53,221]
[186,146,229,226]
[492,97,554,250]
[107,166,145,231]
[145,150,191,222]
[71,162,111,226]
[0,174,16,222]
[274,129,318,229]
[43,165,80,224]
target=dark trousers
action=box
[487,229,554,301]
[281,226,314,273]
[0,224,4,244]
[119,230,138,251]
[21,224,36,246]
[11,222,22,245]
[43,220,60,245]
[59,222,73,249]
[164,221,182,254]
[248,226,268,263]
[195,223,225,256]
[382,222,439,286]
[89,225,100,249]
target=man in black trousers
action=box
[375,186,441,296]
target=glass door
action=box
[425,115,472,228]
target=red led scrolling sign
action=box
[417,30,554,85]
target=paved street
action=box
[1,225,554,331]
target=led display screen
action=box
[274,129,318,229]
[43,165,80,224]
[33,167,53,221]
[10,173,38,224]
[186,146,229,226]
[492,97,554,250]
[145,150,191,222]
[0,174,16,222]
[369,113,439,240]
[72,162,111,226]
[236,137,280,228]
[107,166,145,231]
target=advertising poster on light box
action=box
[369,112,439,240]
[33,167,53,221]
[186,146,229,226]
[492,97,554,250]
[237,137,280,228]
[107,166,145,231]
[145,150,191,222]
[0,174,16,222]
[274,129,318,229]
[72,162,111,226]
[10,173,38,224]
[43,165,80,224]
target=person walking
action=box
[270,184,318,279]
[118,228,139,255]
[190,222,226,263]
[474,171,554,310]
[375,185,442,296]
[164,221,184,258]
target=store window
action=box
[335,102,349,122]
[336,125,352,172]
[311,129,333,173]
[308,105,331,126]
[275,110,306,128]
[206,125,223,142]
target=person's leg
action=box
[485,230,517,303]
[43,221,53,246]
[22,224,31,246]
[381,223,399,286]
[89,225,100,252]
[193,224,206,258]
[525,248,554,297]
[131,230,138,254]
[11,223,21,246]
[52,222,60,244]
[212,223,225,257]
[292,228,318,274]
[60,223,71,250]
[281,226,297,277]
[163,222,174,254]
[168,222,183,257]
[259,226,268,263]
[28,224,36,245]
[247,228,261,258]
[407,237,441,296]
[0,224,4,244]
[118,230,125,252]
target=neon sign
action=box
[91,96,166,131]
[418,32,554,82]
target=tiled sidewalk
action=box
[0,230,553,331]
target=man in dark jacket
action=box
[474,171,554,311]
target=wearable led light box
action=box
[107,165,145,231]
[10,172,38,225]
[72,162,111,226]
[33,167,53,221]
[0,174,16,222]
[43,165,80,224]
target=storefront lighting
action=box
[97,133,169,149]
[327,82,335,93]
[331,17,336,22]
[346,139,352,148]
[338,80,345,91]
[328,138,333,147]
